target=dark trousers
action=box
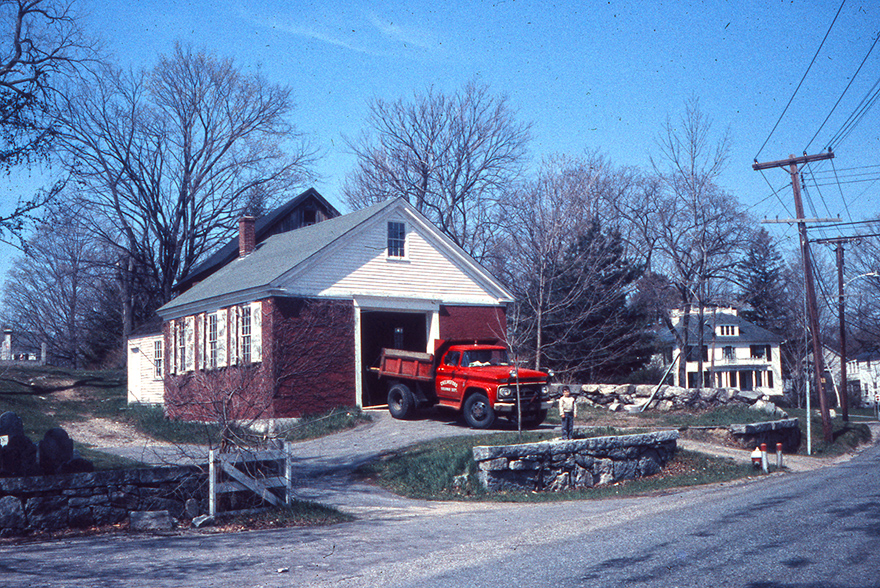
[561,412,574,439]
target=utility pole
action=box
[815,235,862,423]
[753,151,835,443]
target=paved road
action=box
[3,411,877,588]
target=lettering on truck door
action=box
[436,350,461,401]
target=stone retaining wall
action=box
[473,431,679,493]
[0,466,207,537]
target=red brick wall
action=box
[268,298,356,417]
[438,305,507,343]
[164,298,356,421]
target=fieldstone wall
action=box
[473,431,679,493]
[0,466,207,537]
[576,384,787,415]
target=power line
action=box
[754,0,847,160]
[827,75,880,149]
[805,28,880,153]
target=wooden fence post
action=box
[209,449,217,517]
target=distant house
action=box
[659,307,784,399]
[154,197,514,420]
[846,351,880,407]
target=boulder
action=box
[0,495,25,535]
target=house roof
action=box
[157,198,513,319]
[658,310,783,346]
[175,187,339,292]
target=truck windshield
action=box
[460,349,509,367]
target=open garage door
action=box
[360,311,428,407]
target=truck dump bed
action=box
[374,348,435,381]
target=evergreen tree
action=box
[531,220,654,383]
[738,228,788,333]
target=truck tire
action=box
[388,383,415,420]
[463,393,495,429]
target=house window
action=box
[767,371,774,389]
[723,346,734,360]
[750,345,768,359]
[208,313,218,369]
[177,323,185,373]
[153,340,163,379]
[719,325,738,336]
[387,221,406,258]
[240,305,252,364]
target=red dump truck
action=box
[372,341,552,429]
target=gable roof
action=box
[157,198,513,319]
[659,309,783,346]
[175,188,339,293]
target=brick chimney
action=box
[239,216,256,257]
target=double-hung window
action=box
[153,340,163,379]
[207,313,218,369]
[387,221,406,258]
[240,305,252,364]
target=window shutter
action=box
[251,301,263,363]
[184,316,195,372]
[197,313,205,370]
[230,305,239,366]
[169,320,176,375]
[217,308,228,368]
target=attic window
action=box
[303,208,317,226]
[718,325,738,336]
[387,222,406,258]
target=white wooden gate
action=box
[208,443,294,517]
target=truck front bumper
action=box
[493,401,553,414]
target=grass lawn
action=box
[361,403,876,502]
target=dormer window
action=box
[388,221,406,258]
[718,325,738,336]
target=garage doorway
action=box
[360,311,428,407]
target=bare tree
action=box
[650,97,751,387]
[1,197,114,367]
[344,79,531,261]
[0,0,94,246]
[55,45,316,342]
[500,154,653,381]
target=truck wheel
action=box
[388,383,415,420]
[463,393,495,429]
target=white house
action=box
[847,351,880,407]
[661,307,784,400]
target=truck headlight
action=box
[541,385,550,398]
[497,386,513,399]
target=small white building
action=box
[127,332,164,404]
[848,352,880,407]
[661,307,784,400]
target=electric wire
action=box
[827,75,880,149]
[804,29,880,153]
[755,0,847,160]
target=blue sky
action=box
[3,0,879,275]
